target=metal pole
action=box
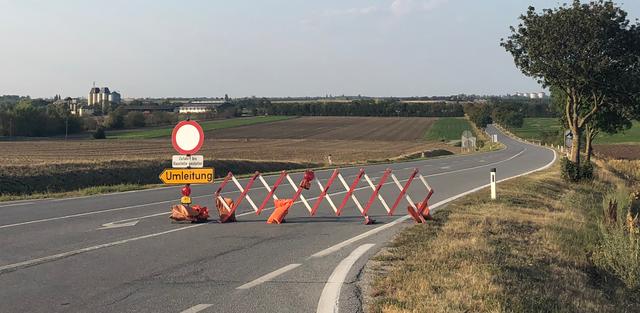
[490,168,497,200]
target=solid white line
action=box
[316,244,375,313]
[236,263,301,290]
[180,304,213,313]
[0,202,35,208]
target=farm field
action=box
[110,116,292,139]
[209,116,437,141]
[509,118,640,145]
[0,117,452,166]
[509,118,562,142]
[424,117,475,141]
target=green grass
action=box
[597,121,640,143]
[424,117,475,141]
[510,118,640,144]
[510,118,562,141]
[109,116,292,139]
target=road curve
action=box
[0,125,555,313]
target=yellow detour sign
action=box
[159,168,214,184]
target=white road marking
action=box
[180,304,213,313]
[0,201,35,208]
[316,244,376,313]
[440,166,451,169]
[309,217,409,259]
[0,224,205,274]
[98,220,140,230]
[236,263,301,290]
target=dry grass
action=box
[604,159,640,183]
[367,165,640,313]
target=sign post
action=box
[490,168,497,200]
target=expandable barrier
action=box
[212,167,434,225]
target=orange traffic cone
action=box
[217,197,236,223]
[267,199,294,224]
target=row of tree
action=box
[502,0,640,180]
[464,97,557,129]
[0,97,82,137]
[221,98,465,117]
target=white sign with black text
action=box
[172,155,204,168]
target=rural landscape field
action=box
[506,117,640,159]
[0,116,476,197]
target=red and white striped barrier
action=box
[212,167,434,225]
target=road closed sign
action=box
[159,168,214,184]
[172,120,204,155]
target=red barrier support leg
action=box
[220,172,260,223]
[256,171,287,215]
[363,169,392,216]
[337,169,365,216]
[388,169,418,216]
[311,169,339,216]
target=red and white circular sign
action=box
[171,120,204,155]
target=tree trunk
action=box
[585,127,595,163]
[569,125,581,165]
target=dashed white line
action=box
[236,263,302,290]
[180,304,213,313]
[316,244,376,313]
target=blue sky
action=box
[1,0,639,98]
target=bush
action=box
[581,162,594,181]
[561,157,580,182]
[93,127,106,139]
[560,158,594,182]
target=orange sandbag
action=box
[418,201,432,220]
[267,199,294,224]
[170,204,191,221]
[217,197,236,223]
[191,204,210,222]
[407,202,431,224]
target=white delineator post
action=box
[490,168,497,200]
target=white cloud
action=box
[324,6,379,17]
[390,0,449,16]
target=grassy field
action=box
[509,118,640,144]
[366,164,640,312]
[509,117,563,141]
[424,117,475,141]
[109,116,292,139]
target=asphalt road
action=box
[0,125,555,313]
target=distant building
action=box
[77,106,94,117]
[178,105,215,114]
[88,86,122,106]
[514,92,547,99]
[54,97,86,116]
[123,105,176,113]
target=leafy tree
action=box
[124,111,146,128]
[105,107,126,129]
[501,0,640,168]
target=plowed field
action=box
[0,117,450,166]
[594,144,640,160]
[209,117,436,141]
